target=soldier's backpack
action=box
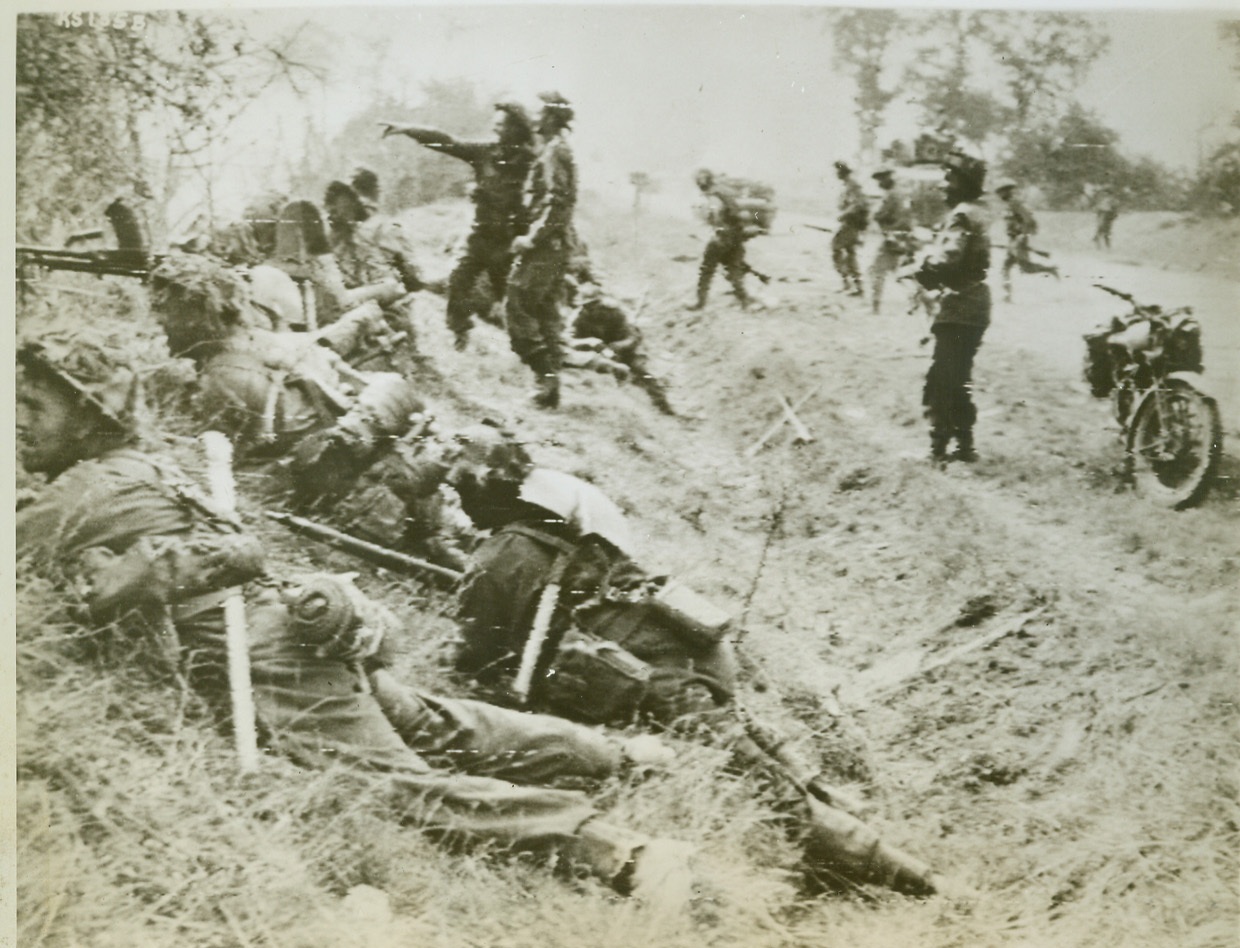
[717,175,778,236]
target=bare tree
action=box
[16,11,323,241]
[828,9,904,164]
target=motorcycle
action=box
[1083,284,1223,509]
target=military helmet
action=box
[149,254,251,360]
[872,167,896,183]
[18,334,141,432]
[995,179,1017,194]
[538,90,575,125]
[834,161,852,176]
[445,422,532,487]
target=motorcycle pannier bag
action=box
[1082,329,1115,398]
[1166,316,1204,374]
[541,633,652,726]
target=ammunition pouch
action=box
[540,632,652,727]
[643,579,734,650]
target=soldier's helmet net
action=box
[149,255,251,361]
[445,423,532,487]
[18,334,141,433]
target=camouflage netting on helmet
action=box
[149,254,251,362]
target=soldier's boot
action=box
[528,348,561,409]
[572,820,694,908]
[686,279,710,311]
[952,429,978,463]
[930,429,951,463]
[802,796,938,896]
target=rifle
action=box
[16,246,159,280]
[802,223,834,234]
[742,261,772,285]
[264,511,464,583]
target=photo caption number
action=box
[56,12,148,33]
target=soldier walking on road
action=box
[1092,186,1120,250]
[506,92,577,410]
[832,161,868,297]
[380,103,535,350]
[915,153,992,463]
[995,179,1059,302]
[686,168,759,311]
[868,168,913,315]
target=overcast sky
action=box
[23,2,1229,221]
[196,4,1235,216]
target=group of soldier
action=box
[16,92,971,915]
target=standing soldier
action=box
[832,161,868,297]
[994,179,1059,302]
[1092,185,1120,250]
[914,153,992,463]
[686,168,759,311]
[380,103,536,350]
[506,91,577,410]
[868,168,913,315]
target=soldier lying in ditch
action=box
[16,333,696,904]
[148,253,469,570]
[443,422,942,896]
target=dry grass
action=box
[16,203,1240,946]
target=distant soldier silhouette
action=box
[832,161,868,297]
[994,179,1059,302]
[1092,186,1120,250]
[686,168,763,311]
[868,168,913,314]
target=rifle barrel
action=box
[265,511,463,581]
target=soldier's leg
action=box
[505,251,561,406]
[370,669,625,784]
[723,241,752,307]
[831,231,849,289]
[445,240,489,347]
[1002,249,1016,301]
[688,239,724,309]
[923,329,954,459]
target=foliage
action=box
[15,12,322,244]
[1188,138,1240,215]
[976,13,1109,125]
[828,9,904,162]
[290,79,497,214]
[1000,104,1185,210]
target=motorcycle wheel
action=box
[1126,378,1223,510]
